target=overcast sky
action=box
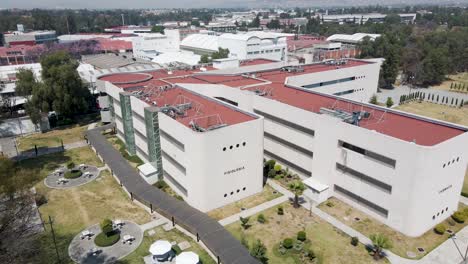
[0,0,461,9]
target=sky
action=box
[0,0,462,9]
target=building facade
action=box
[96,59,468,237]
[3,31,57,47]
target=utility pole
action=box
[46,215,61,264]
[66,16,70,35]
[121,14,125,26]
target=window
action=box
[264,132,313,158]
[264,149,312,177]
[161,150,186,175]
[163,170,187,196]
[334,185,388,218]
[254,109,315,137]
[160,129,185,151]
[336,163,392,194]
[302,76,356,89]
[339,140,396,168]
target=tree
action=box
[199,54,210,64]
[191,20,200,27]
[250,239,268,264]
[15,69,37,97]
[369,94,378,105]
[22,51,92,124]
[151,25,165,34]
[386,97,394,108]
[100,218,114,235]
[266,19,281,29]
[370,234,392,260]
[211,47,229,60]
[249,14,260,28]
[288,181,306,208]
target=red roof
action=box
[0,44,44,57]
[239,58,279,66]
[93,38,132,51]
[99,60,466,144]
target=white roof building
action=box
[151,51,201,66]
[327,33,381,44]
[180,34,219,54]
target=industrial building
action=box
[96,58,468,238]
[3,30,57,47]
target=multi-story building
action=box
[97,58,468,238]
[3,30,57,47]
[132,30,181,60]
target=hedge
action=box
[434,224,446,235]
[64,170,82,179]
[297,231,306,241]
[94,232,120,247]
[283,238,293,249]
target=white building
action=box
[132,30,181,60]
[320,13,417,24]
[218,32,287,61]
[96,59,468,237]
[3,30,57,47]
[327,33,381,46]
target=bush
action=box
[94,231,120,247]
[257,214,266,224]
[434,224,446,235]
[265,159,276,170]
[66,162,75,169]
[452,211,466,223]
[100,218,114,235]
[172,245,182,255]
[351,236,359,246]
[34,193,47,206]
[267,169,276,178]
[297,231,306,241]
[154,180,168,190]
[274,164,282,172]
[277,206,284,215]
[326,201,334,207]
[283,238,293,249]
[306,248,316,260]
[64,170,82,179]
[175,195,184,201]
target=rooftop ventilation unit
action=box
[189,114,227,132]
[319,107,370,126]
[280,66,304,73]
[160,102,193,119]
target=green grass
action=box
[64,170,82,179]
[17,124,89,152]
[94,232,121,247]
[106,134,144,168]
[226,202,384,264]
[121,227,216,264]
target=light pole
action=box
[450,234,468,263]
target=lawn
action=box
[395,101,468,126]
[226,202,384,264]
[17,146,103,179]
[35,169,151,263]
[319,197,468,259]
[207,184,283,220]
[431,72,468,93]
[121,226,216,264]
[17,123,89,152]
[105,133,144,168]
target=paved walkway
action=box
[68,221,143,264]
[140,218,168,231]
[460,196,468,206]
[219,194,289,226]
[44,164,100,189]
[267,179,468,264]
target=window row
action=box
[161,150,186,175]
[222,142,247,151]
[163,170,187,196]
[334,184,389,218]
[253,109,315,137]
[302,76,356,89]
[264,149,312,177]
[443,157,461,168]
[336,163,392,194]
[432,207,449,220]
[339,140,396,168]
[160,129,185,152]
[264,132,314,158]
[224,187,247,197]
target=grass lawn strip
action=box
[226,202,384,264]
[17,124,88,152]
[319,197,468,259]
[395,101,468,126]
[208,184,283,220]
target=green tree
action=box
[199,54,210,64]
[15,69,37,97]
[288,181,306,208]
[249,15,261,28]
[369,94,378,105]
[266,19,281,29]
[23,51,91,124]
[370,234,392,260]
[191,20,200,27]
[151,25,165,34]
[250,239,268,264]
[386,97,394,108]
[211,47,230,60]
[100,218,114,235]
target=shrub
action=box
[264,159,275,170]
[94,231,120,247]
[274,164,282,172]
[297,231,306,241]
[175,195,184,201]
[326,201,334,207]
[434,224,446,235]
[452,211,466,223]
[257,214,266,224]
[154,180,168,190]
[64,170,82,179]
[306,248,316,260]
[66,162,75,169]
[172,245,182,255]
[351,236,359,246]
[100,218,114,235]
[283,238,293,249]
[274,174,283,180]
[240,216,250,229]
[267,169,276,178]
[277,206,284,215]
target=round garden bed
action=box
[94,231,121,247]
[64,170,83,179]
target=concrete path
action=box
[218,195,289,226]
[267,179,468,264]
[140,218,168,231]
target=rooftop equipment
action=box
[189,114,227,132]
